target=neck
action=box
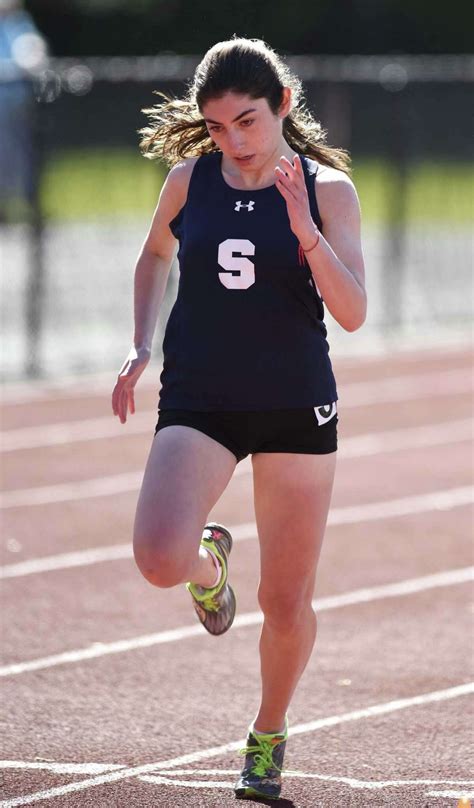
[221,140,297,190]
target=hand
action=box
[274,154,319,249]
[112,346,151,424]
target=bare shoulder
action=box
[162,156,200,208]
[314,164,361,221]
[167,156,200,185]
[144,157,199,258]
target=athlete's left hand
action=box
[275,154,319,250]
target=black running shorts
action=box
[154,404,338,464]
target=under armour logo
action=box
[234,201,255,212]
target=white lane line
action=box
[1,367,472,452]
[0,566,472,678]
[326,485,473,526]
[0,523,255,579]
[23,764,466,800]
[288,683,474,737]
[0,683,472,807]
[0,762,125,775]
[2,410,473,506]
[339,418,473,458]
[140,769,474,787]
[342,367,471,407]
[140,775,235,789]
[0,458,236,505]
[0,544,133,579]
[2,415,472,484]
[0,412,153,451]
[0,371,123,404]
[138,771,474,793]
[1,486,472,579]
[0,455,249,509]
[0,472,144,509]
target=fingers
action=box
[279,154,303,180]
[275,167,296,201]
[275,155,306,196]
[128,387,135,416]
[275,157,295,188]
[112,362,132,421]
[112,348,150,422]
[120,386,130,423]
[119,385,131,424]
[111,382,121,418]
[112,376,134,423]
[112,380,126,423]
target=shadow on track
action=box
[237,798,296,807]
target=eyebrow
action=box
[203,107,257,124]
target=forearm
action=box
[133,247,174,352]
[274,155,366,332]
[305,232,367,332]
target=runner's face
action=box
[202,93,285,170]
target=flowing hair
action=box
[139,37,351,174]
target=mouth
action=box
[235,154,255,163]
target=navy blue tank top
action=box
[159,151,337,410]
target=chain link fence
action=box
[1,54,473,381]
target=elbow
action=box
[343,321,362,333]
[343,313,366,332]
[341,298,367,332]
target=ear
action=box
[278,87,292,118]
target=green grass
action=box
[353,159,473,225]
[40,148,167,220]
[6,148,473,224]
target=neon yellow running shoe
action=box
[186,523,236,636]
[234,720,288,800]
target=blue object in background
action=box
[0,0,48,203]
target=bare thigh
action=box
[134,425,237,573]
[252,452,337,615]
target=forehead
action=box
[201,92,270,119]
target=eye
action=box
[208,125,223,133]
[240,119,254,127]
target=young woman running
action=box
[112,36,366,801]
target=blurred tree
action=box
[24,0,473,55]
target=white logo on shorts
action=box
[314,402,337,426]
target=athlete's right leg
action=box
[133,425,237,589]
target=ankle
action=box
[252,715,287,736]
[192,548,221,589]
[206,549,222,588]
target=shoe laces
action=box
[239,735,283,778]
[198,591,221,612]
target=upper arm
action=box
[316,168,366,295]
[143,158,198,262]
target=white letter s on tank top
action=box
[217,238,255,289]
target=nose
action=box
[228,131,245,153]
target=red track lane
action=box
[1,345,473,807]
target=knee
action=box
[133,531,191,589]
[258,586,316,633]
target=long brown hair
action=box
[139,37,351,174]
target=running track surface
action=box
[1,345,473,808]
